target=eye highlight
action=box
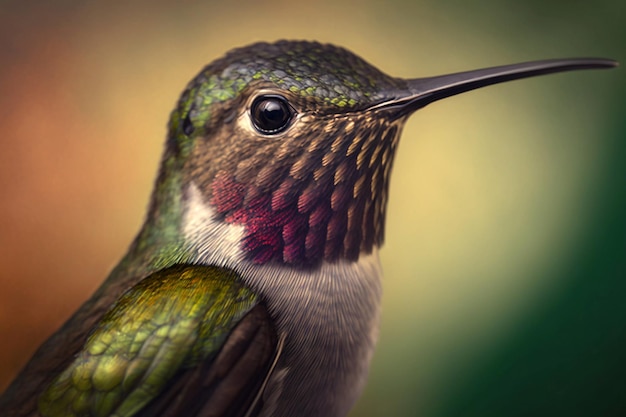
[250,95,293,134]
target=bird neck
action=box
[187,118,404,268]
[120,146,192,274]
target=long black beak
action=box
[375,58,617,115]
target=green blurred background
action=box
[0,1,623,416]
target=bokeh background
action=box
[0,1,624,416]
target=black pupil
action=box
[252,96,291,133]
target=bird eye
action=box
[250,95,293,134]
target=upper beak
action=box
[373,58,617,116]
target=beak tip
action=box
[577,57,619,69]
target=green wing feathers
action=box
[38,265,260,417]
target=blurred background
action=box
[0,0,623,416]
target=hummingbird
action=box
[0,40,616,417]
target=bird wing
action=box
[37,264,279,417]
